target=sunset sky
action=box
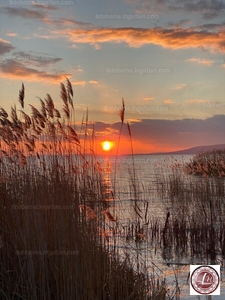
[0,0,225,154]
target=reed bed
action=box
[2,80,223,298]
[109,154,225,278]
[184,149,225,177]
[0,81,172,299]
[153,163,225,264]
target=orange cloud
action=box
[52,27,225,52]
[186,99,209,103]
[143,97,154,101]
[71,80,99,86]
[164,99,173,104]
[127,118,142,123]
[94,127,119,137]
[72,80,86,86]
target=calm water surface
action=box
[98,154,225,300]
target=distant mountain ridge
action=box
[142,144,225,155]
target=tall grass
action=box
[0,81,170,299]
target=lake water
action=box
[98,154,225,299]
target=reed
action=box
[113,98,125,191]
[184,149,225,177]
[0,80,171,299]
[154,160,225,264]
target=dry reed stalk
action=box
[67,126,80,144]
[79,204,96,220]
[101,210,117,222]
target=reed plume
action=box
[114,98,125,190]
[119,97,125,124]
[18,83,24,109]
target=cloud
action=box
[5,31,18,37]
[74,66,83,72]
[55,18,93,28]
[127,118,142,123]
[186,99,209,103]
[178,0,225,19]
[171,83,187,90]
[91,115,225,151]
[186,57,225,66]
[129,0,225,19]
[0,60,70,83]
[89,122,119,138]
[143,97,154,101]
[33,33,57,40]
[52,26,225,52]
[167,19,192,28]
[194,22,225,31]
[2,7,47,20]
[89,80,98,84]
[70,80,99,86]
[2,6,93,29]
[164,99,173,104]
[72,80,86,86]
[42,17,94,28]
[0,38,15,55]
[7,51,62,67]
[31,1,58,10]
[70,44,82,49]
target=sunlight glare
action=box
[102,141,113,152]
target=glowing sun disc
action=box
[102,141,113,151]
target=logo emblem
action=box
[190,265,220,295]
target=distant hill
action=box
[142,144,225,155]
[152,144,225,155]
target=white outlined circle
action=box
[191,266,219,294]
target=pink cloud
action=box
[5,31,18,37]
[0,38,15,55]
[0,60,70,83]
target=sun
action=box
[101,141,113,152]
